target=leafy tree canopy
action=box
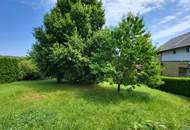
[31,0,161,89]
[31,0,105,83]
[111,14,162,91]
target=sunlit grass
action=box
[0,80,189,130]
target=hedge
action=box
[159,76,190,97]
[0,56,43,83]
[0,57,20,83]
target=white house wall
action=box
[161,47,190,61]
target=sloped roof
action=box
[159,32,190,52]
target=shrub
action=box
[0,57,20,83]
[0,56,43,83]
[18,58,43,80]
[159,76,190,97]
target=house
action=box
[159,32,190,77]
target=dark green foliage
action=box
[32,0,105,83]
[87,29,115,83]
[159,76,190,97]
[0,56,43,83]
[0,57,20,83]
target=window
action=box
[173,50,176,54]
[186,48,190,53]
[179,67,189,77]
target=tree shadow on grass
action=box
[173,94,190,102]
[23,80,153,104]
[78,85,153,104]
[21,80,80,91]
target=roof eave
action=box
[158,45,190,53]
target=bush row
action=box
[0,56,43,83]
[158,76,190,97]
[0,57,20,83]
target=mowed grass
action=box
[0,80,190,130]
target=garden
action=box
[0,0,190,129]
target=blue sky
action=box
[0,0,190,56]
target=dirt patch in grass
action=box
[21,92,46,101]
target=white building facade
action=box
[161,47,190,62]
[159,33,190,77]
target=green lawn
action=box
[0,80,189,130]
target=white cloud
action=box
[179,0,190,11]
[152,16,190,40]
[179,0,190,7]
[157,15,176,25]
[49,0,57,4]
[103,0,190,43]
[151,0,190,43]
[103,0,166,26]
[21,0,167,26]
[21,0,56,9]
[21,0,190,44]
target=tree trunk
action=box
[57,76,62,84]
[117,83,121,92]
[57,73,64,84]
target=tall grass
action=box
[0,80,189,130]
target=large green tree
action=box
[111,14,162,92]
[31,0,105,83]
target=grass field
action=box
[0,80,189,130]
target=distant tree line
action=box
[31,0,162,91]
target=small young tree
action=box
[31,0,105,83]
[112,14,162,92]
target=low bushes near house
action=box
[159,76,190,97]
